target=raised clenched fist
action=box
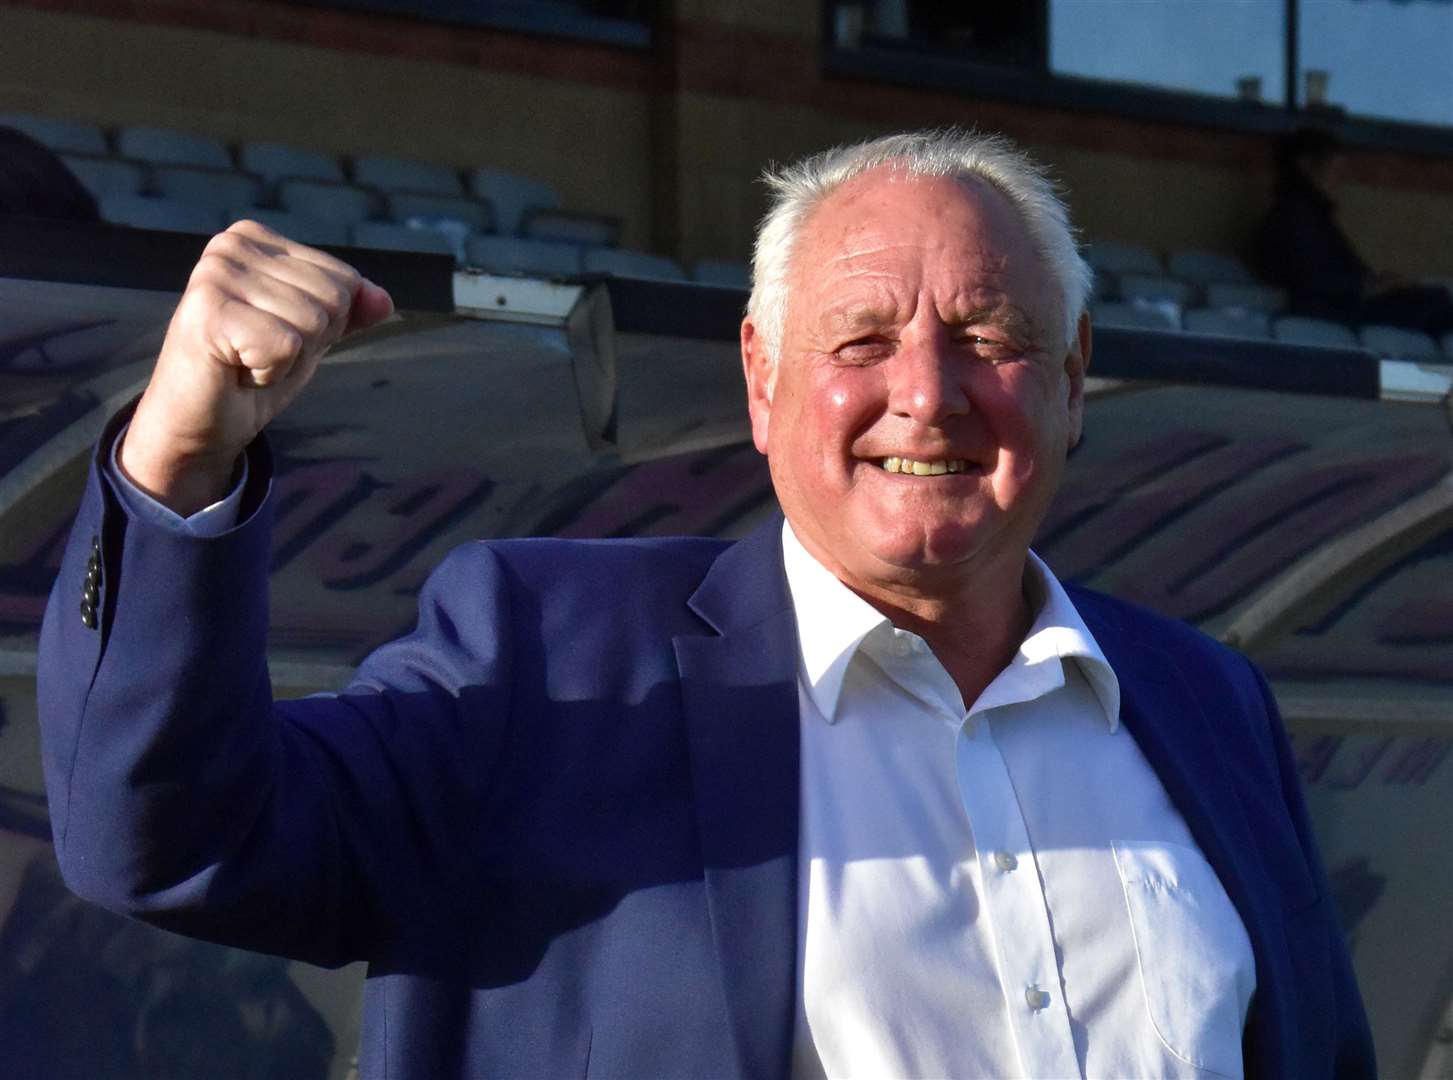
[119,220,394,515]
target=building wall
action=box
[2,0,1450,276]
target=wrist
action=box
[117,420,243,517]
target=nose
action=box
[886,327,971,425]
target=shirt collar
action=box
[780,521,1121,732]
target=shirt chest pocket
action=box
[1114,840,1258,1079]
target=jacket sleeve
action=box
[37,413,515,968]
[1247,662,1377,1079]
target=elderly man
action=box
[39,130,1371,1079]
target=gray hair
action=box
[746,128,1092,361]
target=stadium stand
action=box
[60,154,145,199]
[239,141,346,188]
[228,208,347,247]
[0,113,108,155]
[1184,307,1272,339]
[116,126,231,169]
[1205,281,1287,315]
[1272,315,1360,348]
[521,207,620,247]
[468,167,562,236]
[1167,248,1257,285]
[583,247,686,281]
[1091,300,1180,331]
[385,191,495,232]
[1118,272,1195,310]
[353,153,463,196]
[99,193,223,234]
[151,165,264,212]
[351,220,458,257]
[1360,324,1442,362]
[277,178,378,227]
[465,234,583,276]
[692,259,751,288]
[1083,240,1164,276]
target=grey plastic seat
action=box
[1359,324,1441,362]
[238,141,344,186]
[61,154,145,198]
[1091,300,1181,332]
[385,191,494,232]
[152,166,263,212]
[1271,315,1359,348]
[116,126,231,169]
[1167,248,1256,285]
[99,194,224,234]
[692,259,751,288]
[227,208,348,247]
[1083,241,1163,277]
[468,167,561,236]
[521,208,620,247]
[465,234,582,276]
[278,178,378,227]
[1443,333,1453,361]
[1205,281,1287,315]
[1183,307,1271,340]
[583,247,686,281]
[353,154,462,196]
[2,113,108,155]
[352,221,458,259]
[1118,273,1195,309]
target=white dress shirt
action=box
[782,522,1255,1080]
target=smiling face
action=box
[742,167,1090,605]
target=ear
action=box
[1064,310,1091,449]
[741,316,775,455]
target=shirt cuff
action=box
[108,423,248,536]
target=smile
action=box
[879,457,971,475]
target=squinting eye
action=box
[835,336,892,363]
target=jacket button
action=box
[83,582,100,605]
[80,600,97,629]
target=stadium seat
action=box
[1166,248,1256,284]
[692,259,751,288]
[2,113,108,155]
[99,194,224,234]
[385,191,494,232]
[521,207,621,247]
[116,126,232,169]
[465,234,582,276]
[1205,281,1287,315]
[238,141,345,186]
[583,247,686,281]
[1443,333,1453,362]
[278,178,378,227]
[151,165,264,212]
[351,221,458,259]
[468,167,562,235]
[353,154,462,196]
[60,153,145,199]
[227,208,348,247]
[1359,324,1441,362]
[1271,315,1359,348]
[1083,241,1163,276]
[1183,307,1271,339]
[1118,273,1195,309]
[1091,300,1180,332]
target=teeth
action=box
[881,457,968,475]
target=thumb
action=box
[345,279,395,334]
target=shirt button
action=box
[1025,987,1050,1010]
[994,851,1018,872]
[892,638,911,657]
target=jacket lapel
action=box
[1074,590,1288,1078]
[674,518,800,1080]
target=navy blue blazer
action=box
[39,422,1374,1079]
